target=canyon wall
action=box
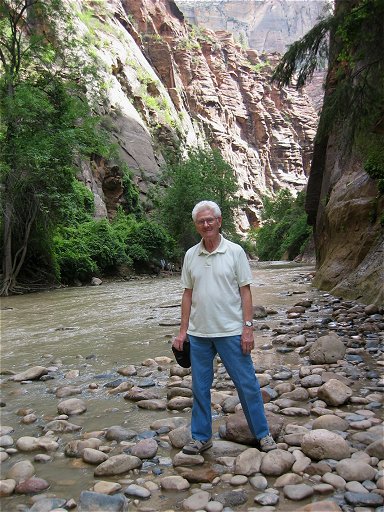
[175,0,330,53]
[79,0,317,232]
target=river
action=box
[0,262,327,510]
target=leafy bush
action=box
[253,190,311,260]
[53,210,178,282]
[54,219,129,282]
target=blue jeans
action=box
[189,335,270,442]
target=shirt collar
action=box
[198,235,227,255]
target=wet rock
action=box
[249,475,268,490]
[105,426,137,442]
[317,379,353,406]
[123,386,161,401]
[160,475,190,490]
[0,435,14,447]
[182,490,210,510]
[230,474,248,485]
[0,426,14,436]
[283,483,314,500]
[0,452,9,463]
[137,398,167,410]
[55,385,83,398]
[234,447,263,475]
[123,483,151,499]
[214,489,248,507]
[57,398,87,415]
[43,419,82,433]
[173,451,205,467]
[10,366,48,382]
[129,438,158,459]
[0,479,16,497]
[168,425,191,448]
[14,477,49,494]
[335,459,377,482]
[82,448,109,465]
[78,490,128,511]
[206,440,249,459]
[64,438,102,457]
[365,439,384,458]
[21,413,37,424]
[220,410,283,444]
[167,397,193,409]
[253,305,267,318]
[301,429,351,460]
[309,334,346,364]
[6,460,35,482]
[167,387,193,399]
[178,466,222,483]
[344,490,384,506]
[29,497,68,511]
[274,473,303,487]
[260,449,295,476]
[312,414,349,431]
[16,436,58,452]
[93,481,122,494]
[321,472,346,489]
[254,491,280,505]
[94,454,142,476]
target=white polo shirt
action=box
[181,235,253,337]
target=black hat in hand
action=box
[172,339,191,368]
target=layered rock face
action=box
[305,0,384,305]
[79,0,317,230]
[175,0,330,53]
[309,140,384,305]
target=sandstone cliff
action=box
[175,0,330,53]
[79,0,317,232]
[305,1,384,306]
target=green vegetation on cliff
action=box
[251,190,311,261]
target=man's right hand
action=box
[172,333,187,350]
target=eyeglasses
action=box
[195,217,218,226]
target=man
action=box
[173,200,277,455]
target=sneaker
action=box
[259,434,277,452]
[182,438,213,455]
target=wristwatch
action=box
[244,320,253,327]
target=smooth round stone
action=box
[15,477,50,494]
[123,483,151,499]
[344,491,384,507]
[254,492,279,506]
[283,483,314,500]
[230,475,248,486]
[346,481,370,493]
[0,479,16,497]
[273,371,293,380]
[249,475,268,491]
[0,435,14,448]
[182,490,210,510]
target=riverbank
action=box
[0,268,383,511]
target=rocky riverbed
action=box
[1,282,383,512]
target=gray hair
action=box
[192,200,221,221]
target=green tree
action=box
[153,147,240,250]
[0,0,108,294]
[253,190,311,260]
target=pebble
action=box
[1,290,382,512]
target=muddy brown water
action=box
[0,262,352,511]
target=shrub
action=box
[253,190,311,260]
